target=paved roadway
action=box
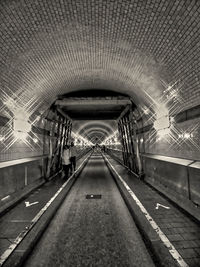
[23,154,155,267]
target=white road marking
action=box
[104,155,188,267]
[1,195,10,201]
[156,203,170,210]
[0,153,91,266]
[25,201,39,207]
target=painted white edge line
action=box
[0,153,91,266]
[104,155,188,267]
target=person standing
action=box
[62,144,71,179]
[70,141,77,174]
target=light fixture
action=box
[13,118,32,133]
[154,115,170,131]
[33,137,39,143]
[14,131,28,141]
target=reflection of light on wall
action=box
[142,107,150,115]
[101,130,121,147]
[33,137,39,143]
[160,79,184,115]
[71,131,93,146]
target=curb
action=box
[2,154,91,267]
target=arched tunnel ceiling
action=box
[0,0,200,123]
[72,120,117,144]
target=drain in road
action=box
[86,194,102,199]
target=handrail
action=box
[0,155,48,169]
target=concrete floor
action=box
[23,154,155,267]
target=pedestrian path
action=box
[105,154,200,267]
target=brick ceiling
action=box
[0,0,200,122]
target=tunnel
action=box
[0,1,200,266]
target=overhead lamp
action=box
[33,137,39,143]
[13,118,32,133]
[154,115,170,131]
[178,133,193,139]
[143,107,150,115]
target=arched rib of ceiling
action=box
[77,121,116,136]
[85,130,108,143]
[85,128,111,136]
[72,120,118,144]
[79,126,113,137]
[87,132,106,144]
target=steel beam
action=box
[55,98,131,106]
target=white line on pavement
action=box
[156,203,170,210]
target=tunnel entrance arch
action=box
[52,89,143,177]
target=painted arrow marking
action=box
[156,203,170,210]
[25,201,39,207]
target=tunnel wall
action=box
[142,154,200,220]
[0,134,46,162]
[0,148,91,201]
[0,147,91,212]
[134,113,200,219]
[139,117,200,161]
[0,156,46,201]
[106,146,200,220]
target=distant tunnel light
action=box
[13,118,31,132]
[179,133,193,139]
[154,115,170,131]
